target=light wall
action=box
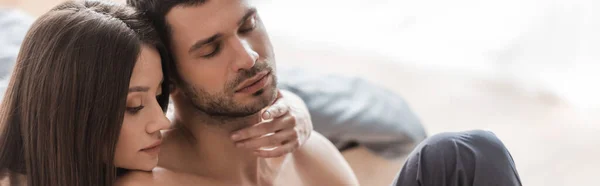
[256,0,600,109]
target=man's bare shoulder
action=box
[291,131,359,185]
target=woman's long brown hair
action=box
[0,1,170,186]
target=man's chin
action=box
[239,93,274,112]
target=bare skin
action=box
[229,90,313,158]
[117,131,357,186]
[116,90,358,186]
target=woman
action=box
[0,1,171,185]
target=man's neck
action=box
[161,95,268,184]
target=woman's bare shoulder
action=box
[0,170,26,186]
[115,170,157,186]
[115,167,214,186]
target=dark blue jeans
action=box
[392,130,522,186]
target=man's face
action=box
[166,0,277,118]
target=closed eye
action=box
[200,42,221,59]
[238,15,257,34]
[126,105,145,114]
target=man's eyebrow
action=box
[237,8,257,26]
[188,33,222,54]
[128,86,150,93]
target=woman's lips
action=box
[141,140,162,155]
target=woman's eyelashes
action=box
[127,88,164,114]
[126,105,145,114]
[126,97,145,114]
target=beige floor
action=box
[3,0,600,186]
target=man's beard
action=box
[178,62,277,119]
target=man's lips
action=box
[234,71,270,93]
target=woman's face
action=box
[114,45,170,171]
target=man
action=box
[122,0,522,185]
[116,0,360,185]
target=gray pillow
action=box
[277,68,426,159]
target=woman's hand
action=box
[230,90,313,158]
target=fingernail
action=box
[231,134,240,140]
[263,111,272,120]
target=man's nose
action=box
[229,37,258,72]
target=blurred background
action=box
[2,0,599,185]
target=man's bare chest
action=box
[152,162,311,186]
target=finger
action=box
[236,128,297,149]
[254,140,301,158]
[231,116,294,141]
[262,100,290,120]
[275,89,283,99]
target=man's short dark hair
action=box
[127,0,206,48]
[127,0,206,85]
